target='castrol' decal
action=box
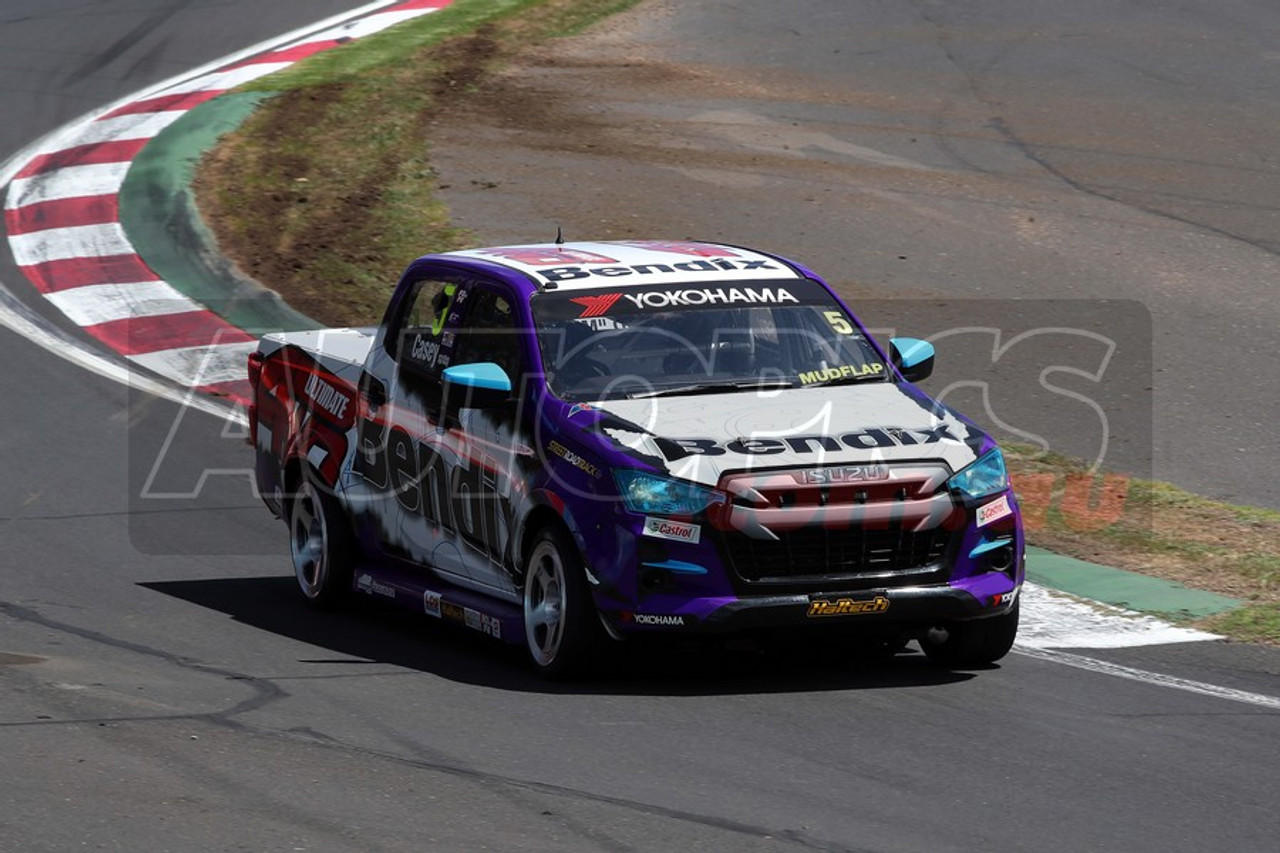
[642,517,701,544]
[977,495,1012,527]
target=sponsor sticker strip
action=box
[632,613,686,626]
[1,0,454,405]
[356,573,397,599]
[547,440,602,478]
[807,596,891,617]
[977,494,1013,527]
[570,285,800,316]
[656,424,962,461]
[642,516,701,544]
[798,362,883,385]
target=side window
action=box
[452,287,524,381]
[392,278,457,375]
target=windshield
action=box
[531,279,888,402]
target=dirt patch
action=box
[195,29,501,326]
[1006,448,1280,608]
[195,1,658,327]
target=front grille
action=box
[714,462,960,592]
[719,523,953,590]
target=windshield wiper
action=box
[627,379,794,400]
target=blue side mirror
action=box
[889,337,935,382]
[442,362,512,411]
[443,362,512,393]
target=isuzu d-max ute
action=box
[249,240,1024,677]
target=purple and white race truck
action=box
[249,240,1024,677]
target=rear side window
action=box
[390,278,457,375]
[388,278,527,389]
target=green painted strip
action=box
[118,93,322,337]
[1026,546,1242,619]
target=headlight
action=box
[948,448,1009,500]
[614,470,725,516]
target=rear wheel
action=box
[523,526,600,679]
[289,476,355,609]
[919,601,1019,668]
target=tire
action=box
[523,525,600,679]
[919,601,1020,668]
[288,475,355,609]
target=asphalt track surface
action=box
[0,3,1277,852]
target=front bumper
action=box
[604,569,1021,637]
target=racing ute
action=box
[249,240,1024,677]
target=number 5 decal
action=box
[824,310,854,335]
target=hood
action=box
[588,382,988,488]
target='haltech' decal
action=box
[656,425,961,461]
[807,596,890,617]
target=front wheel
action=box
[289,476,355,609]
[523,526,600,679]
[919,601,1019,668]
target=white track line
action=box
[9,222,133,265]
[1016,646,1280,711]
[162,63,295,97]
[1014,584,1277,711]
[7,162,133,207]
[0,287,242,421]
[129,341,260,387]
[44,281,204,326]
[18,112,183,156]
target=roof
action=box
[441,240,803,290]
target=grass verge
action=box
[1005,443,1279,641]
[195,0,1278,644]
